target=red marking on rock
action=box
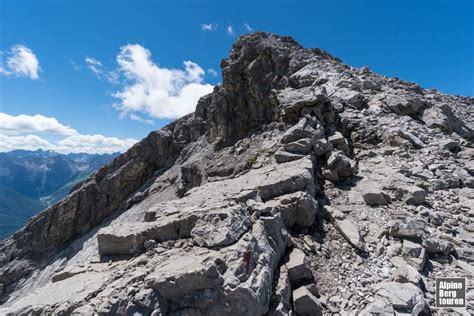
[243,245,252,273]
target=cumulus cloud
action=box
[227,25,234,35]
[112,44,213,119]
[0,113,138,154]
[0,134,54,152]
[0,113,78,136]
[55,134,138,154]
[0,45,40,79]
[201,23,218,31]
[244,23,254,32]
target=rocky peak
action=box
[0,33,473,315]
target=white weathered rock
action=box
[402,240,422,257]
[385,95,425,116]
[275,149,305,163]
[333,219,367,252]
[401,185,427,205]
[284,138,313,154]
[312,138,332,157]
[387,219,425,238]
[144,251,224,300]
[323,151,356,182]
[286,248,313,284]
[190,206,252,247]
[362,188,391,206]
[328,131,349,151]
[267,266,292,315]
[374,281,426,312]
[422,237,453,255]
[281,117,323,144]
[292,286,322,316]
[71,304,95,315]
[2,32,472,316]
[392,264,421,284]
[263,191,318,228]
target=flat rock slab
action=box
[374,281,425,311]
[98,204,251,255]
[97,216,197,256]
[0,272,110,315]
[333,219,367,252]
[144,251,224,300]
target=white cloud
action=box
[0,45,40,79]
[55,134,138,154]
[0,134,54,152]
[244,23,254,32]
[0,113,138,154]
[0,113,78,136]
[201,23,218,31]
[129,113,155,125]
[207,68,218,77]
[84,56,118,83]
[112,44,213,119]
[227,25,234,35]
[85,57,103,76]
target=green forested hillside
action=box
[0,185,45,240]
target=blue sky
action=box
[0,0,472,153]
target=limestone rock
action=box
[312,138,332,157]
[293,286,323,316]
[144,252,224,300]
[323,151,356,182]
[385,95,425,116]
[392,265,421,284]
[362,188,391,206]
[333,219,367,252]
[422,237,453,255]
[1,32,472,315]
[328,131,349,151]
[402,240,423,257]
[275,149,305,163]
[281,117,323,144]
[284,138,313,154]
[374,281,426,312]
[401,185,427,205]
[387,219,425,238]
[286,248,313,285]
[263,191,318,228]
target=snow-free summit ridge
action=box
[0,32,473,315]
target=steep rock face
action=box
[0,33,473,315]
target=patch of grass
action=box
[246,150,266,168]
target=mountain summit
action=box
[0,33,472,315]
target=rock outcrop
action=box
[0,32,473,315]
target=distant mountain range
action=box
[0,149,118,239]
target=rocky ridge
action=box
[0,33,472,315]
